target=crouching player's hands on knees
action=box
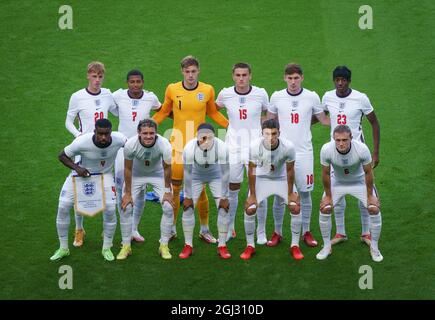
[288,192,300,214]
[121,193,133,211]
[245,195,258,215]
[367,195,380,214]
[320,196,333,214]
[218,198,229,212]
[162,192,175,209]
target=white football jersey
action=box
[64,132,127,174]
[216,86,269,151]
[249,137,296,179]
[123,134,172,178]
[66,88,117,137]
[183,137,229,181]
[112,89,161,138]
[269,88,322,153]
[320,140,372,183]
[322,89,374,143]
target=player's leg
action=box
[359,200,371,245]
[331,169,347,244]
[266,195,284,247]
[289,197,304,260]
[197,187,217,243]
[316,188,339,260]
[227,160,244,241]
[114,148,124,221]
[72,156,85,247]
[51,177,74,261]
[179,180,202,259]
[171,152,184,240]
[209,179,231,258]
[101,175,117,261]
[256,200,268,245]
[150,177,174,259]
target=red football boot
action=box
[240,246,256,260]
[217,246,231,259]
[290,246,304,260]
[266,232,282,247]
[302,231,318,247]
[179,244,193,259]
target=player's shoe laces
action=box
[116,244,132,260]
[360,233,371,246]
[290,246,304,260]
[330,233,348,245]
[199,231,217,244]
[131,231,145,243]
[102,248,115,261]
[266,232,282,247]
[159,244,172,260]
[256,232,267,245]
[226,229,237,242]
[240,246,256,260]
[50,248,70,261]
[370,247,383,262]
[73,229,85,247]
[179,244,193,259]
[217,246,231,259]
[316,246,332,260]
[302,231,318,247]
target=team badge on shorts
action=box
[239,97,246,104]
[95,99,101,106]
[83,181,96,197]
[197,93,204,101]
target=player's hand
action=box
[183,198,194,210]
[162,192,175,209]
[367,195,380,214]
[288,192,300,214]
[372,153,379,168]
[245,195,258,214]
[320,196,333,214]
[218,198,229,212]
[76,167,91,178]
[121,194,133,211]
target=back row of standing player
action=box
[53,56,382,262]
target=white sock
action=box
[300,191,312,234]
[334,197,346,235]
[228,189,240,233]
[291,213,302,247]
[256,200,267,237]
[160,202,174,245]
[57,202,72,249]
[119,204,132,245]
[103,205,117,249]
[132,198,145,233]
[359,201,370,235]
[319,213,332,248]
[217,208,229,247]
[273,196,285,235]
[244,212,256,247]
[369,213,382,251]
[74,212,83,230]
[182,207,195,246]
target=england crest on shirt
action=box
[339,102,346,109]
[95,99,101,106]
[197,93,204,101]
[239,97,246,104]
[342,159,348,165]
[83,181,96,197]
[132,100,139,107]
[292,100,298,109]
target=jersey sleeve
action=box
[260,88,269,111]
[360,143,373,166]
[107,89,119,117]
[123,139,135,160]
[162,140,172,165]
[215,88,225,108]
[152,85,173,124]
[361,93,374,115]
[321,93,329,112]
[150,92,162,110]
[268,92,278,114]
[320,144,331,167]
[65,93,81,138]
[285,143,296,163]
[312,92,323,115]
[206,86,229,128]
[64,137,82,158]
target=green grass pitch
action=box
[0,0,434,300]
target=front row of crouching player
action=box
[50,118,382,262]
